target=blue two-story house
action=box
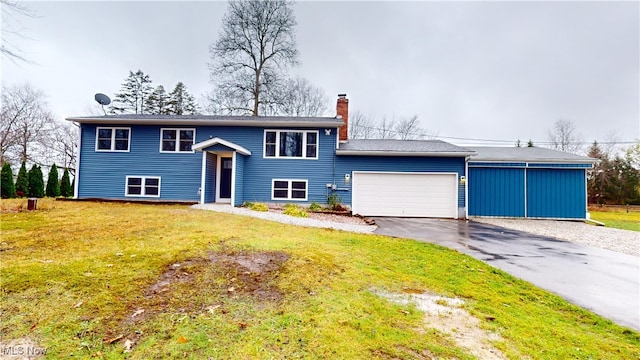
[68,95,595,220]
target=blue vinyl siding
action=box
[78,124,337,204]
[468,168,525,217]
[335,156,466,208]
[234,154,245,206]
[526,169,586,219]
[78,125,202,201]
[204,153,217,203]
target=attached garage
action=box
[352,172,458,218]
[467,147,595,219]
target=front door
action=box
[219,157,232,199]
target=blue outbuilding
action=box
[467,147,595,219]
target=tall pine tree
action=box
[60,168,73,198]
[1,163,15,198]
[27,164,45,198]
[110,70,154,114]
[15,161,29,197]
[46,164,61,197]
[167,82,198,115]
[145,85,170,114]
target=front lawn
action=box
[589,206,640,231]
[1,200,638,359]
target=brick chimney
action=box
[337,94,349,141]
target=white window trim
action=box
[125,176,161,198]
[263,130,318,159]
[95,127,131,152]
[271,179,308,201]
[159,128,196,153]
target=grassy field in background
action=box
[589,206,640,231]
[1,200,638,359]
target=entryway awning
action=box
[192,137,251,156]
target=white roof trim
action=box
[192,137,251,156]
[336,150,475,157]
[66,117,343,128]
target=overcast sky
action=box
[3,1,639,149]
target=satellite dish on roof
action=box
[94,93,111,115]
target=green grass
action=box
[1,200,638,359]
[589,208,640,231]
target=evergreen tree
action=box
[110,70,154,114]
[527,140,534,147]
[60,168,73,198]
[15,161,29,197]
[46,164,61,197]
[144,85,170,114]
[167,82,198,115]
[1,163,15,198]
[27,164,45,198]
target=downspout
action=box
[524,163,528,218]
[73,124,82,199]
[465,156,469,219]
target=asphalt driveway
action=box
[374,217,640,330]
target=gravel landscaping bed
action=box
[472,218,639,257]
[192,204,376,234]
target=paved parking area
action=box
[374,217,640,330]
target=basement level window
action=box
[125,176,161,197]
[96,127,130,152]
[272,179,307,201]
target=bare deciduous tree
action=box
[395,115,424,140]
[349,111,376,139]
[377,116,397,139]
[277,77,329,116]
[1,83,77,173]
[208,0,298,116]
[546,119,583,153]
[348,112,434,140]
[1,84,53,164]
[1,0,35,63]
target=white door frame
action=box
[215,152,233,203]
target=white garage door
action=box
[352,172,458,218]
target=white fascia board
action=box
[469,158,596,164]
[65,117,344,128]
[336,150,475,157]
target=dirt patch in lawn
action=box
[374,290,508,360]
[107,250,290,351]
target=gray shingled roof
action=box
[468,146,597,163]
[337,139,475,156]
[66,114,344,127]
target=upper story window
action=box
[96,127,130,152]
[264,130,318,159]
[161,128,195,153]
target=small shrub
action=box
[283,204,308,218]
[1,163,15,198]
[308,202,322,211]
[27,164,45,198]
[15,162,29,198]
[60,168,73,198]
[245,202,268,212]
[46,164,61,197]
[327,193,343,211]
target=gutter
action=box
[336,150,476,157]
[65,117,344,128]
